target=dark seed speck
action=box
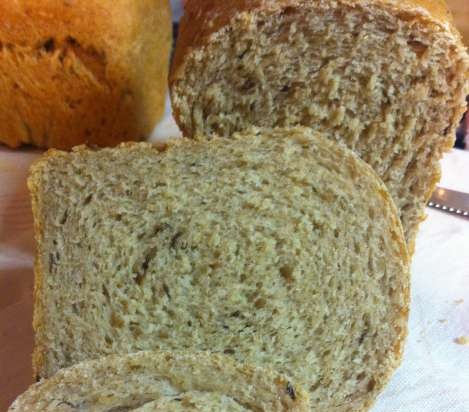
[286,382,296,400]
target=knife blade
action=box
[427,187,469,218]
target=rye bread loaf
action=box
[0,0,171,149]
[170,0,469,252]
[29,127,409,411]
[8,350,309,411]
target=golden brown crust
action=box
[170,0,466,136]
[27,168,45,381]
[0,0,172,149]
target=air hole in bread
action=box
[407,39,427,57]
[41,38,55,53]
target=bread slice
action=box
[29,127,409,411]
[8,350,309,411]
[0,0,171,149]
[170,0,469,252]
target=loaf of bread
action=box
[0,0,171,149]
[29,127,409,411]
[8,350,309,411]
[170,0,469,252]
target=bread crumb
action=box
[438,319,447,324]
[454,336,469,346]
[454,299,464,305]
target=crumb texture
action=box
[170,0,469,251]
[8,351,309,411]
[30,128,409,411]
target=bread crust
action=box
[170,0,466,137]
[0,0,172,149]
[10,350,310,411]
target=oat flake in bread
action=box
[29,127,409,411]
[8,350,310,411]
[170,0,469,253]
[0,0,171,149]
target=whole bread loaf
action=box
[0,0,171,149]
[29,127,409,411]
[170,0,469,252]
[8,350,309,411]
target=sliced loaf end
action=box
[9,350,310,411]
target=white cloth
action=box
[171,0,184,21]
[373,150,469,412]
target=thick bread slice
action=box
[170,0,469,252]
[29,127,410,411]
[8,350,309,411]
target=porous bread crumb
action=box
[29,127,410,412]
[170,0,469,253]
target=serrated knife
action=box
[427,187,469,218]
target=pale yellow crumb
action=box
[454,299,464,305]
[438,319,447,324]
[29,129,410,412]
[170,0,469,254]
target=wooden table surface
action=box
[0,149,40,411]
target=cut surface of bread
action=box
[8,350,309,411]
[170,0,469,252]
[29,127,409,411]
[0,0,171,149]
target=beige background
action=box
[448,0,469,46]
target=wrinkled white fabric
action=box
[374,150,469,412]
